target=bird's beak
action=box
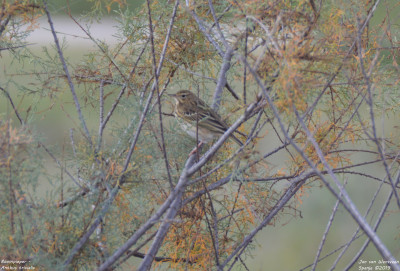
[168,93,176,98]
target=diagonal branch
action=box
[1,86,82,188]
[43,1,92,147]
[183,1,224,57]
[344,170,400,270]
[219,173,309,269]
[302,0,382,118]
[311,181,347,271]
[239,49,400,270]
[147,0,178,190]
[211,47,234,111]
[355,18,400,208]
[98,156,195,271]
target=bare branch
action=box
[344,170,400,270]
[183,2,224,57]
[43,1,92,147]
[128,162,191,271]
[97,80,105,151]
[211,47,234,110]
[1,86,82,188]
[303,0,382,118]
[146,0,178,190]
[311,181,347,271]
[64,70,159,268]
[239,47,400,269]
[219,173,309,269]
[207,0,229,49]
[355,17,400,208]
[0,86,23,124]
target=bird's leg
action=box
[189,141,204,156]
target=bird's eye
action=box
[181,94,186,98]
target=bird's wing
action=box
[199,107,243,146]
[181,99,244,146]
[197,103,230,134]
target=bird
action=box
[168,90,243,154]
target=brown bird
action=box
[168,90,243,153]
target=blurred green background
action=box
[48,0,145,15]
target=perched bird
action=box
[168,90,243,153]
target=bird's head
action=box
[168,90,196,104]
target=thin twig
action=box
[184,2,224,57]
[219,174,309,269]
[135,161,192,271]
[0,14,11,37]
[239,47,399,269]
[205,183,220,267]
[111,231,157,269]
[100,38,150,134]
[302,0,382,118]
[64,69,158,269]
[0,43,35,51]
[97,160,195,271]
[243,18,248,104]
[0,87,23,124]
[69,128,76,157]
[344,170,400,270]
[299,233,363,270]
[43,1,92,147]
[187,140,286,187]
[355,17,400,208]
[97,80,105,151]
[1,86,82,188]
[147,0,177,190]
[295,106,399,269]
[311,181,347,271]
[96,1,181,270]
[207,0,229,48]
